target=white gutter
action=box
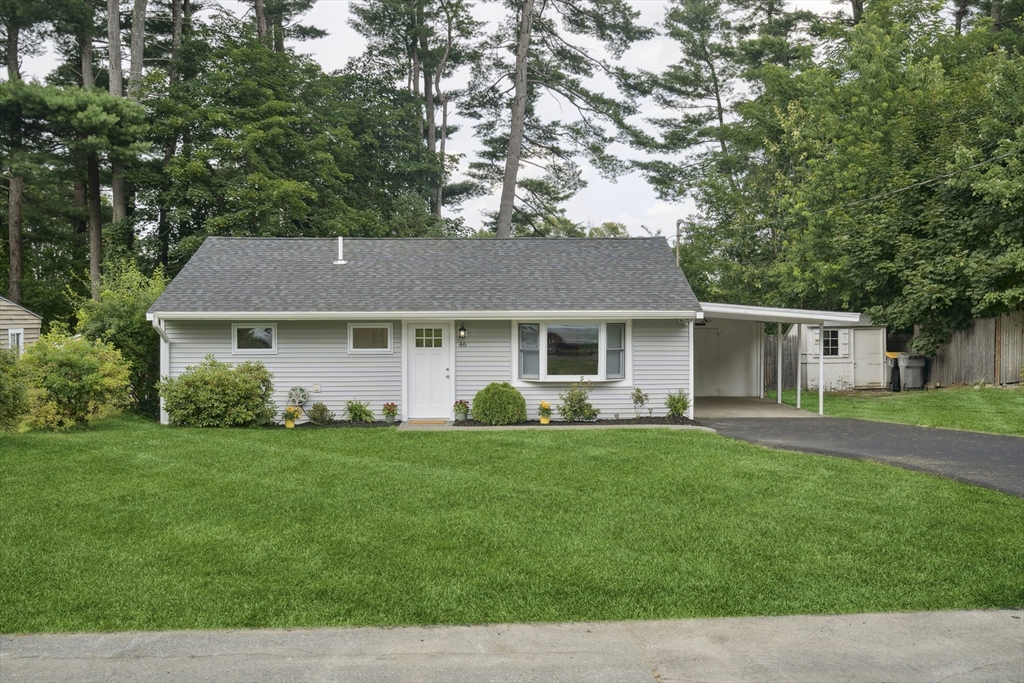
[147,309,704,321]
[699,302,862,324]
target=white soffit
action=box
[699,302,863,324]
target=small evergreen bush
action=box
[345,400,375,423]
[20,328,131,431]
[472,382,527,425]
[665,389,690,418]
[0,348,28,431]
[307,401,335,425]
[158,355,276,427]
[557,378,600,422]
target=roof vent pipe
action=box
[333,236,347,265]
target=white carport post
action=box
[796,324,802,409]
[818,321,825,415]
[776,324,782,404]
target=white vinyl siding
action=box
[455,319,689,419]
[165,320,402,421]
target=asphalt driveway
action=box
[701,417,1024,497]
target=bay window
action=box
[517,321,627,381]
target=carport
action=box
[694,303,863,416]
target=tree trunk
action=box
[273,13,284,52]
[81,26,103,299]
[7,176,23,304]
[108,0,128,225]
[851,0,864,23]
[5,20,19,81]
[87,153,103,300]
[128,0,147,100]
[169,0,182,82]
[991,0,1002,30]
[495,0,535,239]
[254,0,269,45]
[6,22,23,303]
[73,179,88,235]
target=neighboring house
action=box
[147,237,703,423]
[796,315,888,391]
[0,296,43,355]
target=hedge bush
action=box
[472,382,527,425]
[20,328,131,431]
[158,355,276,427]
[665,389,690,418]
[0,348,28,431]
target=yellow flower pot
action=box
[285,419,295,429]
[539,416,550,425]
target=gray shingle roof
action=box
[149,237,701,314]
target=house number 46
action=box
[458,341,467,347]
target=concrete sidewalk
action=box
[3,610,1021,682]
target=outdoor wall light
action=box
[457,323,468,339]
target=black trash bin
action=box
[885,353,900,392]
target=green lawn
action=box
[2,417,1022,634]
[765,386,1024,436]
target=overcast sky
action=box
[17,0,839,237]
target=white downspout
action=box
[152,316,170,424]
[776,324,783,404]
[818,321,825,416]
[796,324,802,409]
[687,319,695,420]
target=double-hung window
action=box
[7,328,24,356]
[518,322,626,381]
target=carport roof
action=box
[698,302,863,324]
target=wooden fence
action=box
[763,334,800,391]
[929,310,1024,386]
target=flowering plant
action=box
[453,399,470,414]
[283,406,302,421]
[381,402,398,416]
[538,401,552,418]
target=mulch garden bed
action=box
[452,415,703,427]
[271,420,400,429]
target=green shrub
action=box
[345,400,375,423]
[20,328,131,431]
[308,401,335,425]
[158,355,276,427]
[630,386,649,418]
[75,261,168,419]
[557,378,600,422]
[665,389,690,418]
[472,382,527,425]
[0,348,28,431]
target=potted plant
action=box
[282,406,302,429]
[538,401,552,425]
[382,402,398,424]
[453,399,470,421]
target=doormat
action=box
[407,419,449,425]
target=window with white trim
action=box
[518,321,626,381]
[232,323,277,354]
[822,329,839,357]
[7,328,24,355]
[348,323,393,354]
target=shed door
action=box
[854,328,883,388]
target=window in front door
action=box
[415,328,443,348]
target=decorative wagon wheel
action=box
[287,386,309,410]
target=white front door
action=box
[408,324,451,418]
[854,328,883,388]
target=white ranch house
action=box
[147,237,860,423]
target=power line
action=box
[740,149,1020,230]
